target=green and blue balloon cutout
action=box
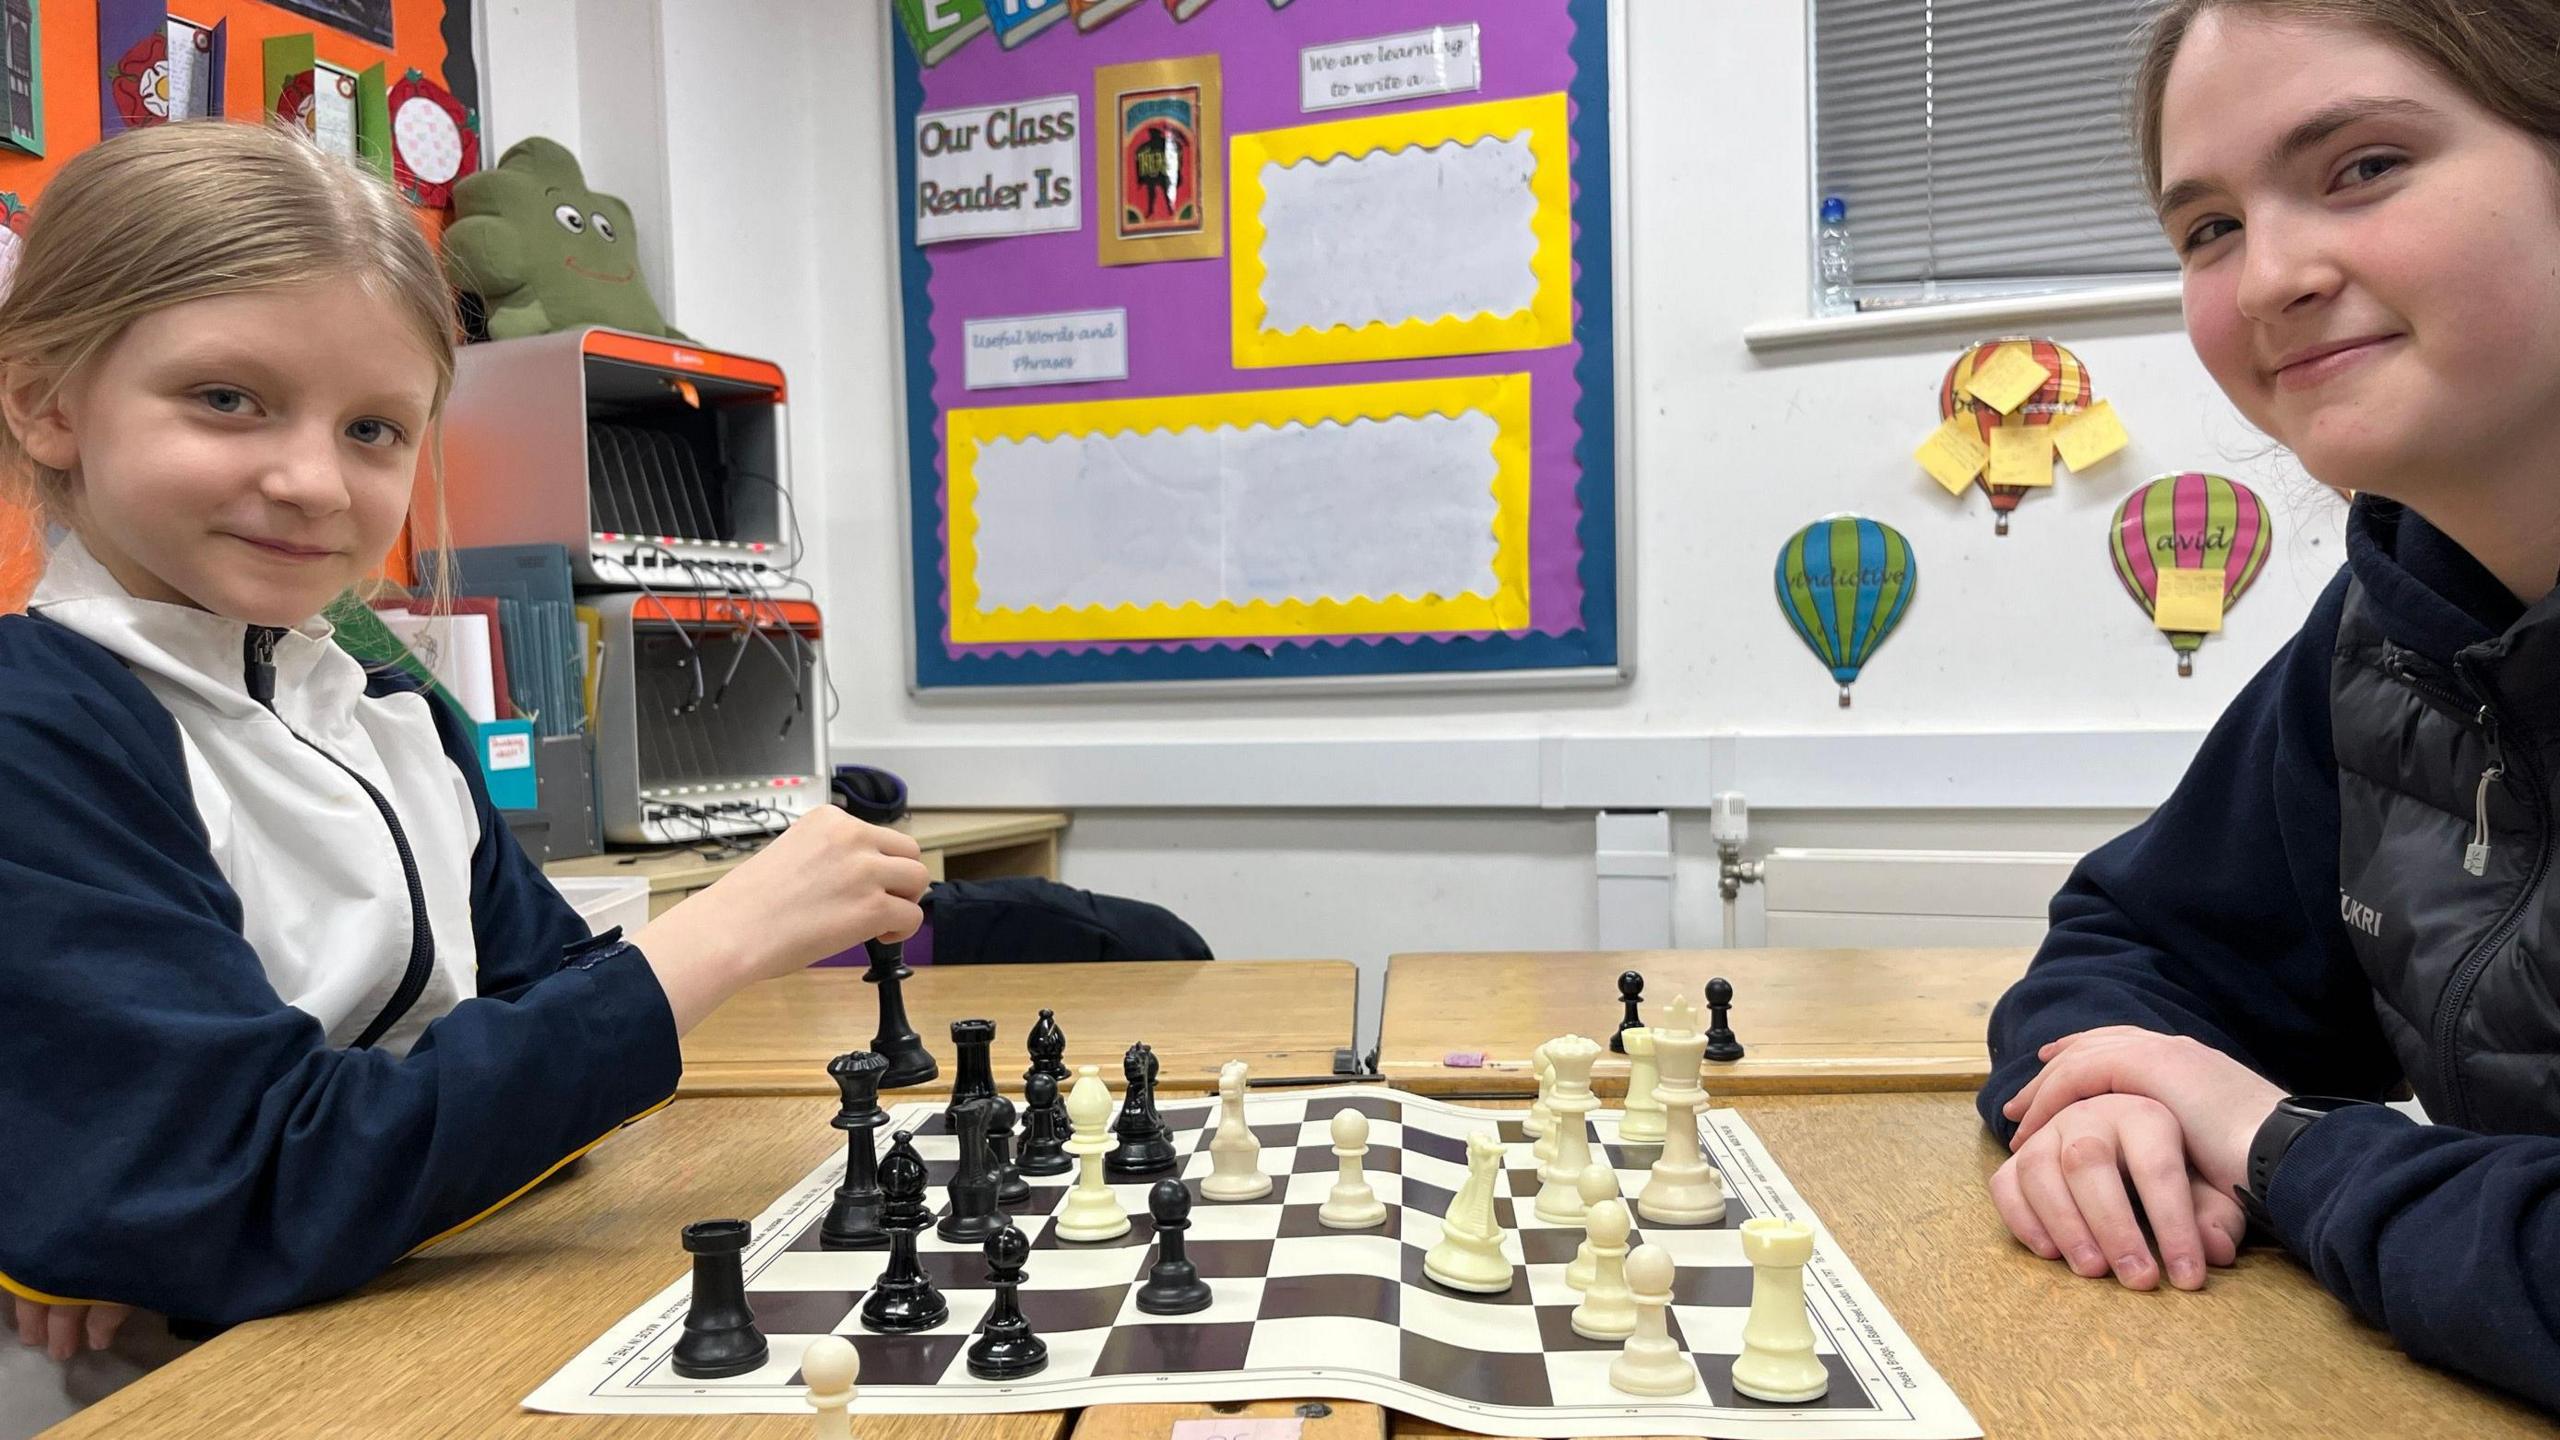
[1776,515,1918,707]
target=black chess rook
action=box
[820,1051,890,1250]
[670,1219,767,1379]
[1133,1180,1212,1316]
[943,1017,998,1128]
[965,1223,1048,1381]
[863,939,938,1088]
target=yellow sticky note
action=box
[1962,344,2054,416]
[2053,399,2129,472]
[1915,417,1990,495]
[1987,424,2055,489]
[2154,568,2226,633]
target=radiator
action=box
[1758,848,2079,949]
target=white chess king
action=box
[1201,1059,1271,1201]
[1637,994,1725,1225]
[1732,1217,1830,1403]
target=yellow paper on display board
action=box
[2154,568,2227,633]
[1961,343,2054,416]
[1988,424,2055,488]
[2053,399,2131,472]
[1915,417,1990,495]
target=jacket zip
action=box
[244,626,437,1051]
[2403,650,2554,1130]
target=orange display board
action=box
[0,0,467,611]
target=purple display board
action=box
[893,0,1621,688]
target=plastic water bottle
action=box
[1817,195,1855,316]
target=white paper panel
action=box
[1255,135,1540,334]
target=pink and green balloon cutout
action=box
[2110,472,2272,676]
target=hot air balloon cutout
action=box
[2111,472,2272,677]
[1916,336,2132,535]
[1777,514,1918,707]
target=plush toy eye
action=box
[591,213,617,243]
[553,204,585,234]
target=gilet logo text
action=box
[2340,892,2384,938]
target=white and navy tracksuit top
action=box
[0,538,678,1324]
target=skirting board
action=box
[830,729,2212,812]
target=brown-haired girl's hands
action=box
[13,1297,130,1361]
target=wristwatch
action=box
[2233,1095,2373,1235]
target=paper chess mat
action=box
[526,1086,1981,1438]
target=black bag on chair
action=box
[924,877,1211,964]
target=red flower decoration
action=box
[275,71,316,133]
[110,32,171,131]
[387,71,479,210]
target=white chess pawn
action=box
[1608,1244,1697,1397]
[1318,1107,1387,1229]
[1638,995,1726,1225]
[1569,1198,1636,1340]
[1565,1161,1621,1292]
[1617,1024,1667,1143]
[1423,1130,1513,1294]
[1534,1035,1601,1223]
[802,1334,859,1440]
[1732,1218,1829,1402]
[1201,1059,1271,1201]
[1056,1064,1131,1242]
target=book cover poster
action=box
[1096,54,1220,266]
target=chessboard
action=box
[526,1085,1982,1439]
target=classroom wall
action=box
[485,2,2331,1042]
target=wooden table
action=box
[1379,949,2032,1097]
[678,959,1359,1098]
[546,810,1072,921]
[57,1094,2547,1439]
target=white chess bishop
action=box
[1637,995,1725,1225]
[1201,1059,1271,1201]
[1056,1064,1131,1242]
[1423,1129,1513,1293]
[1617,1024,1667,1143]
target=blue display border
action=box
[896,0,1620,689]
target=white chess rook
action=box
[1733,1218,1829,1402]
[1423,1129,1513,1293]
[1056,1064,1131,1242]
[801,1334,859,1439]
[1534,1035,1601,1223]
[1318,1107,1387,1229]
[1638,995,1725,1225]
[1570,1199,1636,1340]
[1564,1162,1620,1293]
[1617,1024,1666,1143]
[1608,1244,1697,1397]
[1202,1059,1272,1201]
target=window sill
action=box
[1740,280,2185,355]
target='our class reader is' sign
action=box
[913,94,1083,245]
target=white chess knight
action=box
[1056,1064,1131,1242]
[1617,1024,1667,1143]
[1609,1244,1698,1397]
[801,1334,859,1439]
[1564,1162,1621,1293]
[1201,1059,1271,1201]
[1533,1034,1602,1223]
[1570,1198,1636,1340]
[1637,995,1726,1225]
[1423,1129,1513,1294]
[1732,1218,1829,1402]
[1318,1107,1388,1229]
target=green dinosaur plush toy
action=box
[442,137,682,340]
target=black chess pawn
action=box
[864,939,939,1089]
[859,1130,949,1333]
[1705,975,1746,1062]
[1611,969,1646,1054]
[1015,1070,1072,1177]
[1134,1180,1212,1316]
[937,1097,1005,1245]
[671,1219,768,1378]
[943,1018,998,1129]
[965,1223,1048,1381]
[1024,1008,1070,1092]
[987,1092,1032,1207]
[821,1051,891,1249]
[1106,1042,1177,1178]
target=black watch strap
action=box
[2234,1096,2371,1235]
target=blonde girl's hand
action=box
[13,1298,132,1361]
[1988,1092,2247,1292]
